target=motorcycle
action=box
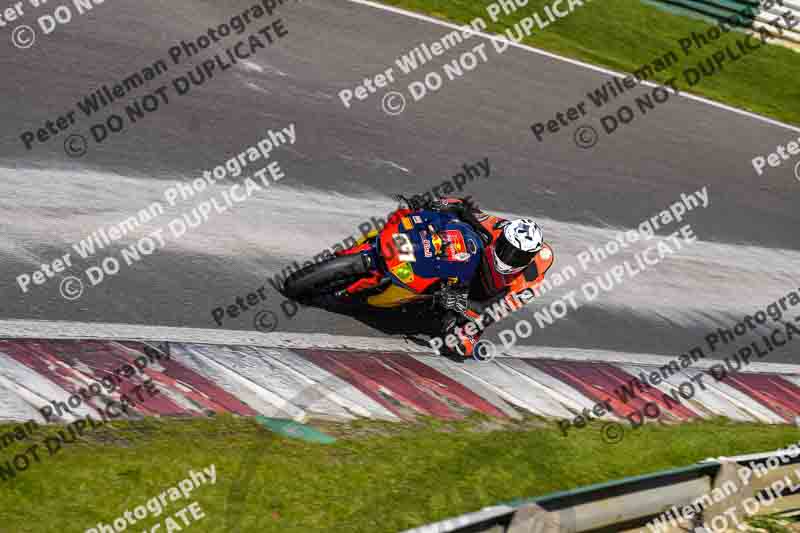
[282,205,486,311]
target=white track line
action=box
[345,0,800,134]
[1,319,799,374]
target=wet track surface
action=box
[1,0,798,360]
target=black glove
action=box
[431,196,473,212]
[426,198,451,211]
[435,285,469,315]
[395,194,464,212]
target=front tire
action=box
[282,253,371,302]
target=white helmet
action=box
[493,219,543,275]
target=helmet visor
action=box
[495,232,539,269]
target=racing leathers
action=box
[427,197,555,357]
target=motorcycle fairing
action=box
[337,208,485,306]
[380,209,483,293]
[366,285,420,307]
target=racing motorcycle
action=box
[282,203,486,311]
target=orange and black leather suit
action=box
[433,197,555,355]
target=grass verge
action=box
[376,0,800,126]
[0,415,799,532]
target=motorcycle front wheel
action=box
[282,253,372,302]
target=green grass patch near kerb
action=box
[377,0,800,126]
[0,415,799,532]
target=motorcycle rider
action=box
[410,196,554,358]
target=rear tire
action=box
[282,253,371,302]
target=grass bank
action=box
[0,415,799,532]
[377,0,800,126]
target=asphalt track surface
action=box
[1,0,798,360]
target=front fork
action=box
[335,239,387,297]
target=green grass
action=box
[748,515,796,533]
[0,415,799,532]
[378,0,800,125]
